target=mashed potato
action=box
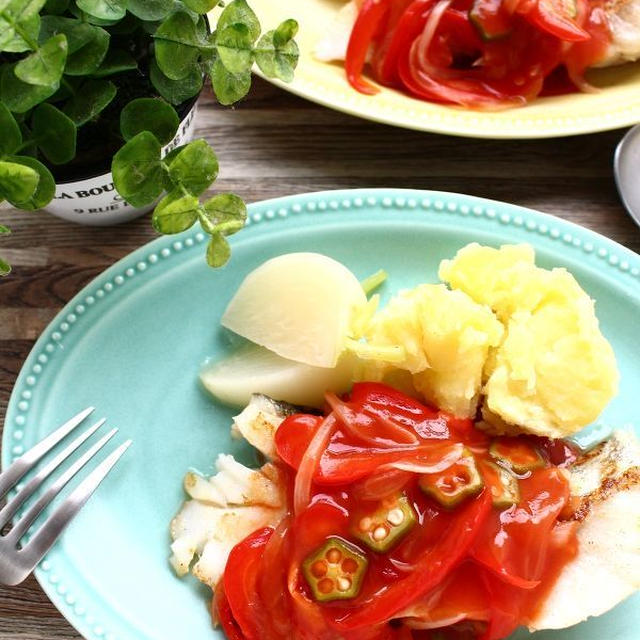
[364,284,504,417]
[440,243,619,438]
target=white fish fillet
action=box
[314,0,640,67]
[314,0,358,62]
[597,0,640,66]
[231,393,299,459]
[171,390,640,629]
[529,430,640,630]
[183,454,282,508]
[169,499,284,586]
[169,453,285,586]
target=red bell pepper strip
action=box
[346,0,391,94]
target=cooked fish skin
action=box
[596,0,640,67]
[231,393,307,459]
[528,430,640,630]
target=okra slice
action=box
[302,537,368,602]
[353,493,417,553]
[418,450,484,509]
[489,437,545,474]
[482,460,520,509]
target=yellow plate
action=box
[248,0,640,138]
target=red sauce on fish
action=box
[215,383,579,640]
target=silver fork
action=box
[0,408,131,585]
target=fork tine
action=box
[0,419,106,530]
[0,407,95,500]
[20,440,132,572]
[7,429,118,544]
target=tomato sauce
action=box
[216,383,580,640]
[344,0,613,109]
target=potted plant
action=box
[0,0,299,274]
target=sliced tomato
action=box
[469,0,514,40]
[223,527,274,640]
[470,468,570,586]
[212,584,246,640]
[563,3,611,88]
[331,489,492,629]
[349,382,448,439]
[346,0,391,94]
[521,0,590,41]
[276,407,462,485]
[396,562,491,628]
[375,0,436,85]
[275,413,322,469]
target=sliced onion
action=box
[381,443,464,474]
[326,391,420,447]
[566,65,598,93]
[352,468,413,501]
[406,0,524,109]
[403,613,468,630]
[293,414,337,516]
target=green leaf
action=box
[39,16,94,53]
[209,56,250,105]
[162,144,187,166]
[76,0,126,21]
[201,192,246,234]
[0,103,22,155]
[0,0,46,48]
[152,190,199,234]
[182,0,218,12]
[44,0,70,14]
[0,225,11,233]
[90,47,137,77]
[1,155,55,209]
[0,256,11,277]
[112,131,164,207]
[254,23,299,83]
[154,11,203,80]
[31,103,76,164]
[206,231,230,267]
[127,0,173,20]
[0,14,40,52]
[216,23,253,74]
[120,98,179,145]
[64,24,110,75]
[149,58,202,105]
[14,33,68,86]
[0,64,58,113]
[217,0,260,42]
[64,79,116,125]
[166,139,218,196]
[273,18,299,48]
[0,160,39,204]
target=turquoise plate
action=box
[3,189,639,640]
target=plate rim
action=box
[255,69,640,139]
[2,187,639,640]
[247,0,640,139]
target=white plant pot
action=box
[44,103,198,226]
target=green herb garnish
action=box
[0,0,299,273]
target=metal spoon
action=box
[614,124,640,228]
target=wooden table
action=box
[0,78,638,638]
